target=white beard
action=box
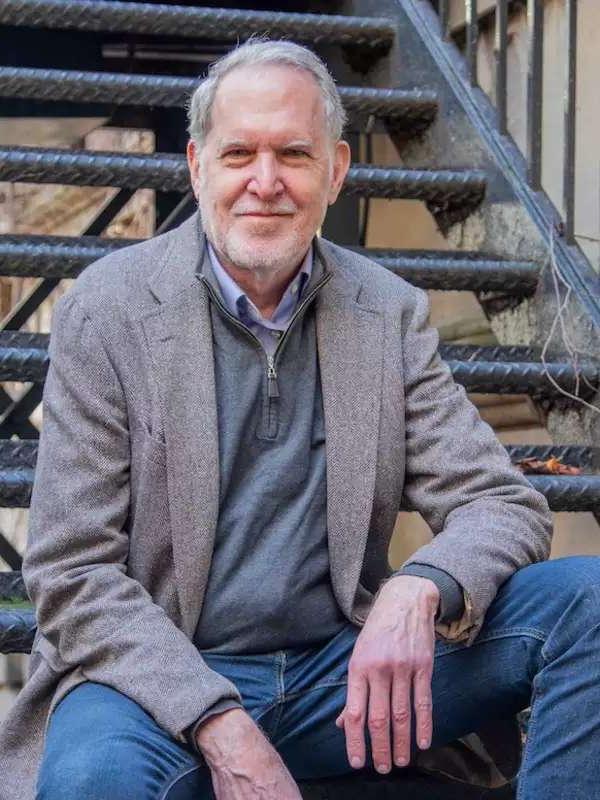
[196,196,320,275]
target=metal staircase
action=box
[0,1,599,796]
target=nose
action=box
[247,152,284,201]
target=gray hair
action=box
[186,39,347,147]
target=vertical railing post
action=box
[526,0,544,189]
[563,0,577,244]
[439,0,449,40]
[495,0,508,135]
[465,0,478,86]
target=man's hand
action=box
[335,575,439,774]
[195,707,302,799]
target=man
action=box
[1,38,599,800]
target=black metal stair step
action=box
[0,235,538,293]
[0,0,395,52]
[0,67,438,137]
[0,332,596,401]
[0,438,595,472]
[0,148,487,228]
[353,248,539,293]
[0,465,597,512]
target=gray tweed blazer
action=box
[0,211,553,799]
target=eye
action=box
[283,149,308,157]
[225,148,250,157]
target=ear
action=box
[327,139,352,206]
[186,139,201,200]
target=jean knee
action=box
[37,737,146,800]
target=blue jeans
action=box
[36,555,600,800]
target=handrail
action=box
[405,0,600,328]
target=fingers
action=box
[391,672,411,767]
[367,675,393,773]
[413,664,433,750]
[339,670,368,769]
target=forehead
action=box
[208,63,327,142]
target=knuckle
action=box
[391,708,410,724]
[345,708,364,725]
[368,715,389,732]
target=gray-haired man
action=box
[3,39,600,800]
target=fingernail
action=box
[377,763,390,774]
[351,757,362,768]
[420,738,429,749]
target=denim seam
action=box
[281,680,348,702]
[269,652,287,740]
[158,763,205,800]
[515,676,543,800]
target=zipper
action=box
[199,269,332,397]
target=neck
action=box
[210,246,309,319]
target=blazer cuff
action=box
[391,563,465,623]
[185,698,244,755]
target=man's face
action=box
[186,64,351,277]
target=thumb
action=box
[335,711,344,728]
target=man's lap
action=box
[36,555,600,799]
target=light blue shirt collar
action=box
[206,241,313,332]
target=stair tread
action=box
[0,469,596,511]
[0,235,540,293]
[0,147,487,227]
[0,0,396,49]
[0,439,595,470]
[0,331,596,401]
[0,67,438,135]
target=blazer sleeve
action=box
[399,285,553,647]
[22,292,242,743]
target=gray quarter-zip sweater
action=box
[185,237,463,748]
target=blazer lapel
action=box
[142,214,219,638]
[315,242,385,619]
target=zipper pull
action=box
[267,358,280,398]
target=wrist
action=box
[380,574,440,613]
[195,707,250,759]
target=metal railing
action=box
[435,0,579,244]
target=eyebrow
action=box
[217,139,314,151]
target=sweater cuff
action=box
[391,563,465,623]
[184,698,244,755]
